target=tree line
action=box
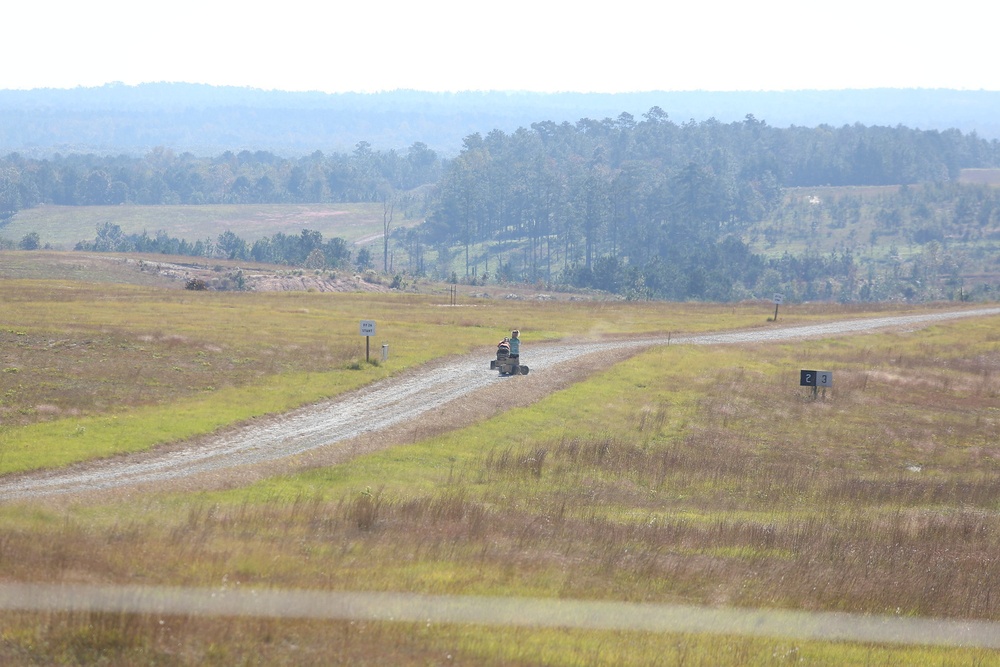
[73,223,355,270]
[4,109,1000,301]
[424,111,1000,299]
[1,112,994,217]
[0,142,441,215]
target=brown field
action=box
[1,256,999,664]
[960,168,1000,185]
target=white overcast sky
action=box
[4,0,997,93]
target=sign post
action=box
[800,369,833,399]
[772,293,784,321]
[360,320,376,362]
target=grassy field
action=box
[1,256,999,664]
[735,172,1000,299]
[0,262,799,473]
[1,202,400,250]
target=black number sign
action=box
[800,370,833,388]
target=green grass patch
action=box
[0,369,382,473]
[3,203,395,249]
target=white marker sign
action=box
[359,320,376,336]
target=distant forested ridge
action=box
[1,113,994,214]
[0,142,443,211]
[4,99,1000,302]
[3,84,1000,156]
[424,113,1000,299]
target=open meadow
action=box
[1,203,399,250]
[1,254,1000,664]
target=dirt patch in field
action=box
[124,257,393,293]
[238,271,391,293]
[959,168,1000,185]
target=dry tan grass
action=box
[3,271,1000,662]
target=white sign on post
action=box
[359,320,376,336]
[772,293,784,320]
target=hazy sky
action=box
[5,0,997,93]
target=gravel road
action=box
[2,307,998,502]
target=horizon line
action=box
[2,82,999,96]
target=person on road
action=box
[508,330,520,365]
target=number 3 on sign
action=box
[800,369,833,388]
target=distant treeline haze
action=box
[73,225,356,272]
[3,110,1000,301]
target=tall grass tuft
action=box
[348,486,385,531]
